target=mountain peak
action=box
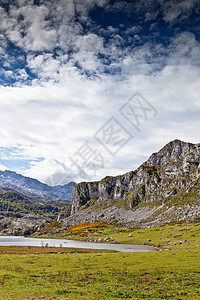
[0,170,75,202]
[163,139,195,149]
[69,139,200,226]
[146,139,200,167]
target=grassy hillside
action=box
[0,189,71,220]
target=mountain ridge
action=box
[67,139,200,227]
[0,170,75,202]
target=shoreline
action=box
[0,236,154,253]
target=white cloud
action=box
[0,33,7,56]
[0,0,200,183]
[162,0,199,23]
[168,32,200,66]
[1,47,200,183]
[2,3,57,51]
[22,158,76,183]
[0,163,10,171]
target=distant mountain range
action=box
[0,170,75,203]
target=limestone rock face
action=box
[71,140,200,218]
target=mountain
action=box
[0,170,75,202]
[66,140,200,227]
[0,187,71,236]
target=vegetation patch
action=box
[68,222,106,233]
[0,190,71,220]
[36,221,63,234]
[143,165,161,182]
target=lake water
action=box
[0,236,153,252]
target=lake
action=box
[0,236,153,252]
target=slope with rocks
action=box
[67,140,200,227]
[0,187,71,235]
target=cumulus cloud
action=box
[0,0,198,83]
[0,0,199,183]
[162,0,200,23]
[1,51,200,182]
[168,32,200,66]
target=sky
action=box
[0,0,200,185]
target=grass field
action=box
[0,222,200,299]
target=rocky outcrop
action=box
[70,140,200,226]
[0,211,50,236]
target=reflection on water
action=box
[0,236,154,252]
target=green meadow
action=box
[0,222,200,299]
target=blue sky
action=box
[0,0,200,184]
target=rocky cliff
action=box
[69,140,200,227]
